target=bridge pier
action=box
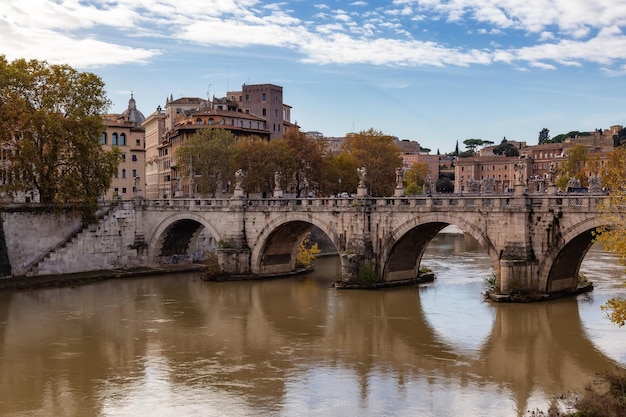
[499,259,539,294]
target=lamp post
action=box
[189,154,195,198]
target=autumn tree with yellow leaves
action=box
[594,145,626,326]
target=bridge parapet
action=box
[135,194,605,215]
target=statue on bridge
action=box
[547,163,557,186]
[235,169,244,190]
[357,167,367,188]
[466,178,480,193]
[481,177,495,194]
[514,160,526,186]
[274,171,282,191]
[588,174,602,194]
[395,167,404,189]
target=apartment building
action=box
[100,94,146,201]
[143,87,284,198]
[227,84,295,139]
[455,131,618,193]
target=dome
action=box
[121,93,145,126]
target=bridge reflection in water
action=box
[0,232,624,416]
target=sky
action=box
[2,0,626,153]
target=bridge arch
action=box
[148,212,222,263]
[250,213,341,276]
[538,216,602,293]
[380,212,498,282]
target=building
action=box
[100,94,146,201]
[144,84,293,198]
[455,154,524,193]
[227,83,295,139]
[454,127,618,193]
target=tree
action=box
[614,127,626,147]
[320,152,358,196]
[404,162,430,195]
[538,128,550,144]
[436,177,454,193]
[234,136,292,196]
[463,138,492,155]
[0,56,119,222]
[295,232,321,268]
[492,138,519,157]
[555,143,589,190]
[550,131,591,143]
[283,129,325,197]
[174,128,236,197]
[594,146,626,326]
[343,129,402,196]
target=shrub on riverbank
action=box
[530,369,626,416]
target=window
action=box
[262,108,266,116]
[122,187,127,194]
[132,169,137,178]
[208,118,214,125]
[262,93,266,101]
[122,153,126,161]
[132,155,138,162]
[100,132,107,144]
[245,94,249,102]
[119,133,126,146]
[122,169,126,178]
[112,133,118,145]
[196,118,202,125]
[136,139,141,147]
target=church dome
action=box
[121,93,145,126]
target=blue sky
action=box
[2,0,626,153]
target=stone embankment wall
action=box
[1,203,145,277]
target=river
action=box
[0,228,625,417]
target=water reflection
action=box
[0,233,624,417]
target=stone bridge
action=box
[1,189,607,296]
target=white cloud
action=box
[529,61,556,70]
[2,0,626,72]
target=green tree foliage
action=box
[235,136,272,195]
[538,128,550,144]
[436,177,454,193]
[320,152,358,196]
[492,138,519,157]
[283,129,325,197]
[594,146,626,326]
[234,136,292,196]
[0,55,119,222]
[555,143,589,190]
[462,138,492,155]
[174,128,236,197]
[549,130,591,143]
[614,127,626,147]
[404,162,430,195]
[343,129,402,196]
